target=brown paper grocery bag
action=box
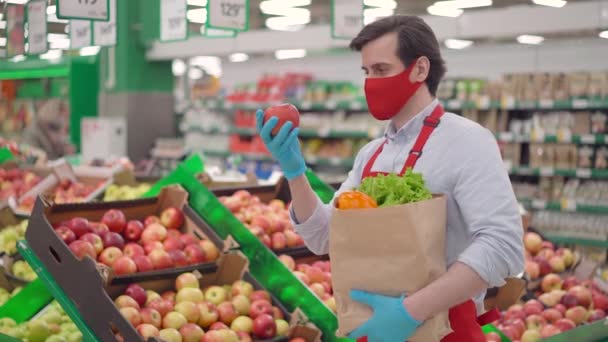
[329,195,452,341]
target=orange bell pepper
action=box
[336,191,378,210]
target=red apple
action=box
[540,324,561,338]
[524,260,540,279]
[252,313,277,339]
[123,242,145,258]
[272,306,284,320]
[141,223,168,243]
[90,222,109,236]
[124,220,144,241]
[80,233,103,254]
[562,276,580,290]
[588,308,606,323]
[524,232,543,255]
[167,229,181,239]
[197,302,219,328]
[179,233,199,247]
[54,226,76,244]
[541,308,563,324]
[565,306,588,325]
[525,314,546,329]
[179,323,204,342]
[568,285,593,308]
[102,232,125,250]
[160,207,185,230]
[102,209,127,233]
[125,284,147,307]
[140,308,162,329]
[249,299,273,319]
[524,299,544,316]
[541,273,563,293]
[261,234,271,249]
[249,290,271,302]
[555,318,576,331]
[68,218,93,238]
[536,257,553,277]
[538,248,555,260]
[147,249,174,269]
[209,322,229,330]
[293,271,310,285]
[99,246,123,266]
[120,307,141,326]
[163,236,184,252]
[231,280,254,298]
[263,103,300,136]
[593,291,608,311]
[284,230,300,248]
[144,215,160,227]
[541,240,555,250]
[560,293,579,309]
[485,332,501,342]
[199,240,219,261]
[144,241,163,254]
[217,302,239,325]
[184,244,206,264]
[115,295,140,309]
[168,250,189,267]
[113,256,137,275]
[554,303,567,315]
[251,216,271,233]
[136,324,160,338]
[69,240,96,260]
[271,232,287,250]
[133,255,154,273]
[162,291,176,302]
[148,298,174,317]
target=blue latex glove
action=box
[348,290,422,342]
[256,109,307,180]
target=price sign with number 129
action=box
[207,0,249,32]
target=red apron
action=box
[356,104,498,342]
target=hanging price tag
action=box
[580,134,596,144]
[5,5,25,57]
[93,0,116,46]
[331,0,363,39]
[540,167,554,177]
[26,0,47,55]
[207,0,248,32]
[70,20,92,48]
[572,98,589,109]
[160,0,187,42]
[57,0,109,21]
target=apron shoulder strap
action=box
[400,104,445,175]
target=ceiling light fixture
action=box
[47,5,56,15]
[80,46,101,56]
[40,49,62,60]
[228,53,249,63]
[364,7,395,25]
[532,0,567,8]
[275,49,306,60]
[0,38,6,47]
[427,5,463,17]
[261,0,311,31]
[187,0,208,6]
[363,0,397,9]
[187,8,207,24]
[517,34,544,44]
[444,38,474,49]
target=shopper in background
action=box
[256,15,524,342]
[22,99,75,160]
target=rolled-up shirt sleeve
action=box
[454,129,525,288]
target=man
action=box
[256,15,524,341]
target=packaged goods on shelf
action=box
[531,211,608,241]
[528,143,578,169]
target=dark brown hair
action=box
[350,15,446,96]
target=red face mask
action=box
[364,60,423,121]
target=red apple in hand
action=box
[124,220,144,241]
[263,103,300,136]
[102,209,127,233]
[160,207,185,230]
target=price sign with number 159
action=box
[207,0,249,32]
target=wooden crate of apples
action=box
[278,255,336,314]
[218,190,306,253]
[105,253,317,342]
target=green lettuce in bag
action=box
[357,169,432,207]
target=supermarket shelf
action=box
[306,156,355,168]
[202,149,356,168]
[202,149,274,162]
[497,132,608,145]
[197,97,608,113]
[519,198,608,215]
[183,125,373,139]
[544,234,608,249]
[509,166,608,179]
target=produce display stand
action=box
[543,320,608,342]
[0,148,15,165]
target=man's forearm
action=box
[403,262,489,321]
[289,175,319,223]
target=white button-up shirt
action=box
[291,99,525,313]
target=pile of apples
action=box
[115,272,290,341]
[0,168,42,202]
[104,183,152,201]
[0,286,22,307]
[218,190,305,251]
[18,179,106,213]
[0,300,83,342]
[278,255,336,313]
[55,207,220,275]
[489,274,608,342]
[524,232,575,280]
[0,220,28,255]
[10,259,37,282]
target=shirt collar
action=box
[384,98,440,141]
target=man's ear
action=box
[411,56,430,83]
